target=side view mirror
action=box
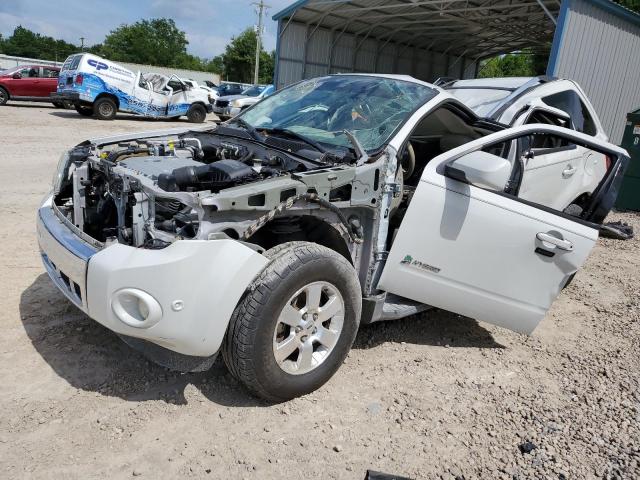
[12,72,21,79]
[444,151,512,191]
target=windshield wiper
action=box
[261,128,326,154]
[229,117,263,142]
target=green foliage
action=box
[99,18,204,70]
[615,0,640,13]
[217,28,274,84]
[0,21,274,82]
[0,26,78,62]
[478,49,549,78]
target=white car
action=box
[213,84,275,119]
[37,74,629,401]
[51,54,213,122]
[445,77,609,213]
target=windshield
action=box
[239,76,438,152]
[446,87,512,117]
[242,85,266,97]
[0,66,20,75]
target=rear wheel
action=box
[186,103,206,123]
[75,105,93,117]
[0,87,9,106]
[223,242,361,402]
[93,97,117,120]
[52,101,65,108]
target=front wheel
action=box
[186,103,206,123]
[0,87,9,106]
[223,242,362,402]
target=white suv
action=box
[445,77,609,213]
[38,74,629,401]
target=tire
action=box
[75,105,94,117]
[52,101,64,108]
[93,97,117,120]
[0,87,9,106]
[223,242,361,402]
[186,103,206,123]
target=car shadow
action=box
[20,274,265,407]
[20,274,503,407]
[354,309,504,350]
[3,102,58,109]
[47,111,218,123]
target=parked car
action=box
[180,78,218,105]
[37,74,628,401]
[445,77,609,213]
[0,64,66,107]
[50,54,213,122]
[217,81,252,97]
[213,84,276,119]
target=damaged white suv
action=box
[38,75,629,401]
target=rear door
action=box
[39,67,59,97]
[513,104,607,211]
[378,124,628,334]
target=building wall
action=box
[550,0,640,144]
[274,20,477,89]
[0,54,221,86]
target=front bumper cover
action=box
[37,197,268,357]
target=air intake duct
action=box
[158,159,255,192]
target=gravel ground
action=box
[0,103,639,480]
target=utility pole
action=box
[252,1,269,85]
[79,37,85,52]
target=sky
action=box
[0,0,295,58]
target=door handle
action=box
[562,165,577,178]
[536,232,573,251]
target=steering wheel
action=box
[328,102,373,131]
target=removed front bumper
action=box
[37,197,268,357]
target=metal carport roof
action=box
[273,0,559,65]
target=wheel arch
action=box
[94,92,119,109]
[245,214,354,265]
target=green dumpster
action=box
[616,107,640,211]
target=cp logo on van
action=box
[87,59,108,71]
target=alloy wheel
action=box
[272,281,345,375]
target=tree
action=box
[616,0,640,13]
[100,18,205,69]
[478,49,549,78]
[218,28,274,83]
[0,26,78,62]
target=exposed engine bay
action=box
[52,126,389,286]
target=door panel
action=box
[39,67,59,97]
[378,125,627,334]
[379,175,597,333]
[519,146,584,210]
[6,67,34,96]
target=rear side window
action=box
[42,67,58,78]
[62,55,82,72]
[542,90,598,136]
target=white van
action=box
[51,54,213,122]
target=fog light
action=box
[111,288,162,328]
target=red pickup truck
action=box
[0,64,64,107]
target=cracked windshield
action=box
[239,75,438,152]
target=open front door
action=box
[378,124,629,334]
